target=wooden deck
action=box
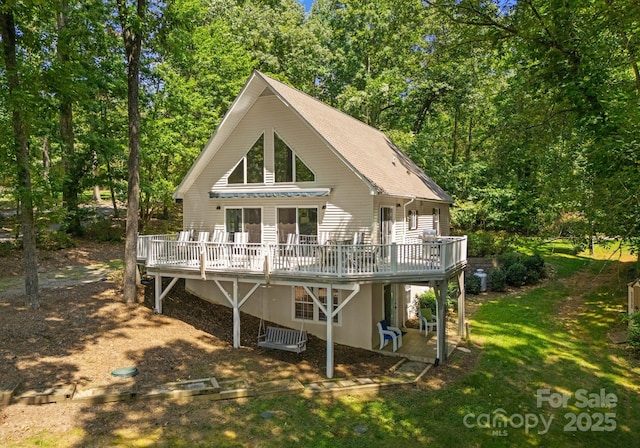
[374,327,461,363]
[137,234,467,283]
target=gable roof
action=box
[174,70,453,203]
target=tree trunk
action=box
[451,105,459,165]
[57,3,83,236]
[105,157,119,218]
[42,137,50,183]
[1,8,40,308]
[117,0,145,303]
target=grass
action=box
[5,241,640,447]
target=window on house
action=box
[408,210,418,230]
[294,287,314,320]
[433,208,440,235]
[225,207,262,243]
[274,133,315,183]
[228,135,264,184]
[294,286,341,323]
[278,207,318,242]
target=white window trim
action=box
[277,206,319,240]
[408,209,418,230]
[273,130,316,184]
[292,286,342,326]
[224,206,264,243]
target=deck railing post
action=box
[148,239,155,266]
[337,243,343,277]
[391,243,397,274]
[440,241,447,273]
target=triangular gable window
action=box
[274,133,315,183]
[229,134,264,184]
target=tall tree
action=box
[0,2,39,308]
[55,0,84,235]
[116,0,146,303]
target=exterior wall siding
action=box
[178,92,453,351]
[182,95,374,242]
[186,280,374,349]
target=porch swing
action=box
[257,301,307,354]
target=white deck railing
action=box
[137,234,467,279]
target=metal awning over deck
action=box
[209,188,331,199]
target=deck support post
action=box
[214,279,261,349]
[232,279,240,348]
[435,279,448,364]
[154,274,179,314]
[155,274,162,313]
[326,284,334,379]
[303,284,359,379]
[457,270,466,338]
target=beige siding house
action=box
[137,71,467,378]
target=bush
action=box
[523,253,545,279]
[416,290,437,315]
[623,312,640,349]
[505,262,528,287]
[499,251,546,286]
[0,240,20,257]
[466,231,514,257]
[488,269,507,292]
[85,218,124,242]
[465,273,482,295]
[36,230,76,250]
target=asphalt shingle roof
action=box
[257,72,453,203]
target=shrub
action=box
[466,230,514,257]
[416,290,437,315]
[499,251,546,286]
[499,252,523,270]
[0,240,20,257]
[36,230,76,250]
[523,253,545,279]
[465,273,482,295]
[505,262,528,287]
[488,269,507,292]
[85,218,124,242]
[623,312,640,349]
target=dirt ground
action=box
[0,240,408,441]
[0,239,398,385]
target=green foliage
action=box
[624,312,640,349]
[415,289,436,315]
[36,231,76,251]
[505,262,528,287]
[464,230,514,257]
[85,218,125,242]
[499,251,547,287]
[488,269,507,292]
[465,273,482,295]
[0,240,20,257]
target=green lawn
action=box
[7,243,640,447]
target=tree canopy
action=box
[1,0,638,293]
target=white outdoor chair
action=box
[419,307,437,336]
[376,320,403,352]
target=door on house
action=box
[383,284,397,327]
[379,206,394,258]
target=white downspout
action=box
[402,196,416,244]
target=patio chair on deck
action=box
[207,230,230,267]
[419,308,437,336]
[376,320,403,352]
